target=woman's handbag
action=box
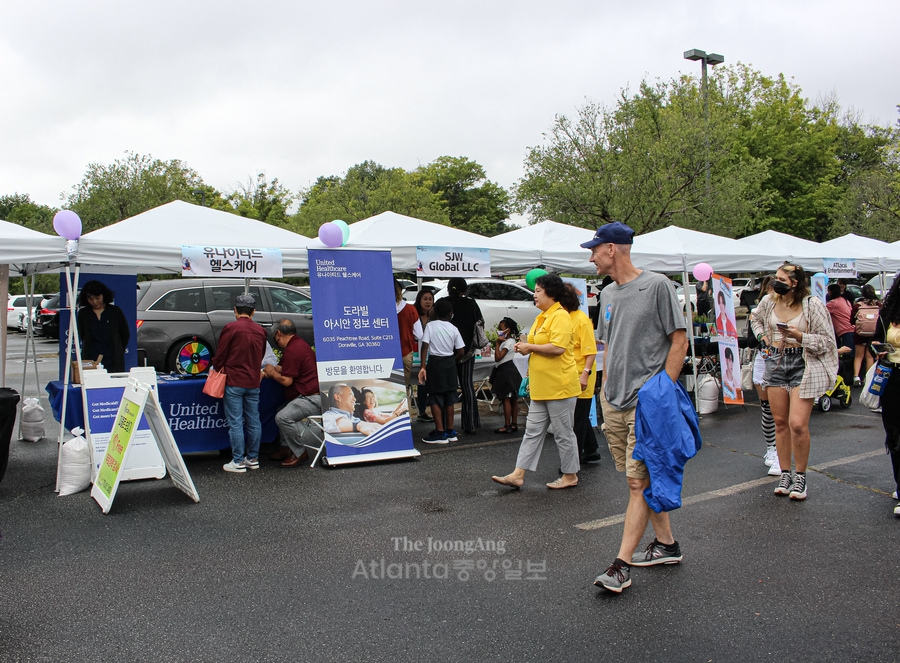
[859,363,881,410]
[202,367,226,399]
[473,320,489,350]
[517,376,530,398]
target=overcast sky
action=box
[2,0,898,219]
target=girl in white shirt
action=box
[491,318,523,433]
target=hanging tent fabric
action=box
[75,200,314,275]
[306,211,528,275]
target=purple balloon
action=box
[318,222,343,248]
[53,210,82,240]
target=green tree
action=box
[225,173,294,228]
[292,160,449,236]
[413,156,511,236]
[0,193,56,234]
[515,74,771,236]
[65,151,224,232]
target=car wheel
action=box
[168,338,213,375]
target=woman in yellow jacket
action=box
[492,274,582,489]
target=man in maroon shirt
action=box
[211,294,267,473]
[265,319,321,467]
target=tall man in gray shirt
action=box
[584,222,689,593]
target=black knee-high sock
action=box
[760,400,775,448]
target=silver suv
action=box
[136,278,313,374]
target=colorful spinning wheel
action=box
[176,340,211,374]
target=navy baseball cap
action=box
[234,293,256,308]
[580,221,635,249]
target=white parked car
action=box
[674,284,697,311]
[6,294,43,331]
[433,278,539,337]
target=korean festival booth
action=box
[4,201,900,511]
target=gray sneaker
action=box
[593,560,631,593]
[630,539,683,566]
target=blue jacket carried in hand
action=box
[633,373,702,513]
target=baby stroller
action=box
[815,353,853,412]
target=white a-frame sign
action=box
[91,378,200,514]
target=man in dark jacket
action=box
[211,294,267,473]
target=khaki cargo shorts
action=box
[599,391,649,479]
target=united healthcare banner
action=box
[308,249,419,466]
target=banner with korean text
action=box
[308,249,419,466]
[181,245,283,278]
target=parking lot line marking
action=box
[808,449,883,471]
[574,449,885,531]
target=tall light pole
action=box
[683,49,724,188]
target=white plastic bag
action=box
[698,374,720,414]
[859,364,881,410]
[741,363,754,392]
[58,427,92,496]
[20,397,45,442]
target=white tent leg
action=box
[684,265,699,414]
[55,265,82,492]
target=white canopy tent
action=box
[736,230,824,271]
[488,221,593,272]
[0,221,69,391]
[306,211,530,275]
[76,200,314,275]
[817,233,900,273]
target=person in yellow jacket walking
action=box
[491,274,581,490]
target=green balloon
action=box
[333,219,350,246]
[525,268,549,291]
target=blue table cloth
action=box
[47,375,282,453]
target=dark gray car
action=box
[136,278,313,374]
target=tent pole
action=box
[684,263,699,413]
[55,264,82,492]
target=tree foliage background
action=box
[514,64,898,241]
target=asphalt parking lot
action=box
[1,336,898,662]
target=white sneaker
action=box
[894,502,900,516]
[872,407,882,413]
[767,455,782,476]
[853,376,862,387]
[764,447,777,467]
[893,491,898,500]
[223,460,247,473]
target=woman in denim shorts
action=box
[751,264,838,502]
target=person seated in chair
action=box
[265,319,322,468]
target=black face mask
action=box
[772,280,791,296]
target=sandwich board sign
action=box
[91,378,200,514]
[81,367,166,482]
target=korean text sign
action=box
[308,249,417,463]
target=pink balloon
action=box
[318,222,343,248]
[53,210,82,240]
[692,263,713,281]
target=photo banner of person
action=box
[717,336,743,405]
[415,246,491,278]
[308,248,419,466]
[711,274,737,338]
[711,274,743,404]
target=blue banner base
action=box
[326,448,421,466]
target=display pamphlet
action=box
[712,274,743,405]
